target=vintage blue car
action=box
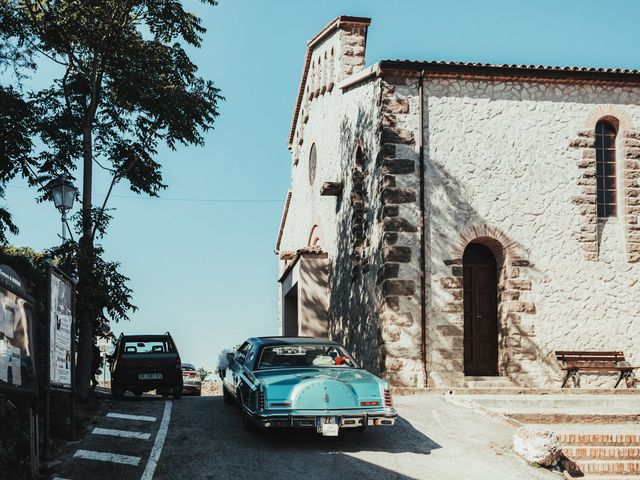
[219,337,397,435]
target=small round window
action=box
[308,144,317,185]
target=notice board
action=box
[0,264,37,396]
[48,267,74,390]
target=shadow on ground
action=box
[154,396,441,480]
[254,415,441,455]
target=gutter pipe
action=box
[418,70,428,387]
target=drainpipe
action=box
[418,70,428,387]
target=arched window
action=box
[595,119,617,218]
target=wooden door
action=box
[463,243,498,376]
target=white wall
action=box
[424,78,640,386]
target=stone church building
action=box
[275,16,640,388]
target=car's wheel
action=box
[111,382,125,400]
[195,389,202,397]
[222,386,234,405]
[172,387,182,400]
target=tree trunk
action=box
[75,123,94,398]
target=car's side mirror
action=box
[236,355,245,365]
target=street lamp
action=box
[48,175,77,243]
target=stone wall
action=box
[278,52,384,374]
[424,78,640,387]
[377,75,425,386]
[280,18,640,389]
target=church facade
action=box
[275,16,640,388]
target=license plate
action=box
[139,373,162,380]
[316,417,340,436]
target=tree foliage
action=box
[1,0,222,199]
[0,0,222,394]
[197,367,211,381]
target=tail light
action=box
[360,401,379,406]
[175,357,181,369]
[383,389,393,407]
[257,391,264,410]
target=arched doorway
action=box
[463,243,499,376]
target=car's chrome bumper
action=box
[246,408,397,429]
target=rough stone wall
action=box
[424,78,640,387]
[338,27,367,80]
[568,107,640,263]
[279,58,384,374]
[377,75,425,387]
[291,24,368,165]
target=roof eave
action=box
[378,60,640,85]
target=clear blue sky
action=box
[5,0,640,372]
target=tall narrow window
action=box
[595,120,617,218]
[308,144,317,184]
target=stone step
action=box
[464,382,518,388]
[563,446,640,460]
[394,387,640,396]
[463,376,516,382]
[464,377,519,388]
[509,413,640,424]
[563,459,640,476]
[457,394,640,411]
[559,434,640,446]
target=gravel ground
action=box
[200,381,222,396]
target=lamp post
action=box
[49,175,77,243]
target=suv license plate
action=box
[139,373,162,380]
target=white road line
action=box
[92,427,151,440]
[73,449,141,466]
[141,400,172,480]
[107,412,157,422]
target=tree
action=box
[197,367,211,381]
[0,0,222,397]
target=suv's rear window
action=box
[123,339,174,354]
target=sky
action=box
[5,0,640,372]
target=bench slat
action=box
[557,353,624,357]
[556,351,624,355]
[561,366,639,371]
[556,351,626,363]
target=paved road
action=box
[53,394,556,480]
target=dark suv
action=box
[109,332,183,399]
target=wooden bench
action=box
[555,351,638,388]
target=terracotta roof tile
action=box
[379,60,640,83]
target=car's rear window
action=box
[123,339,174,354]
[257,344,357,369]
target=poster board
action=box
[48,267,75,391]
[0,264,37,397]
